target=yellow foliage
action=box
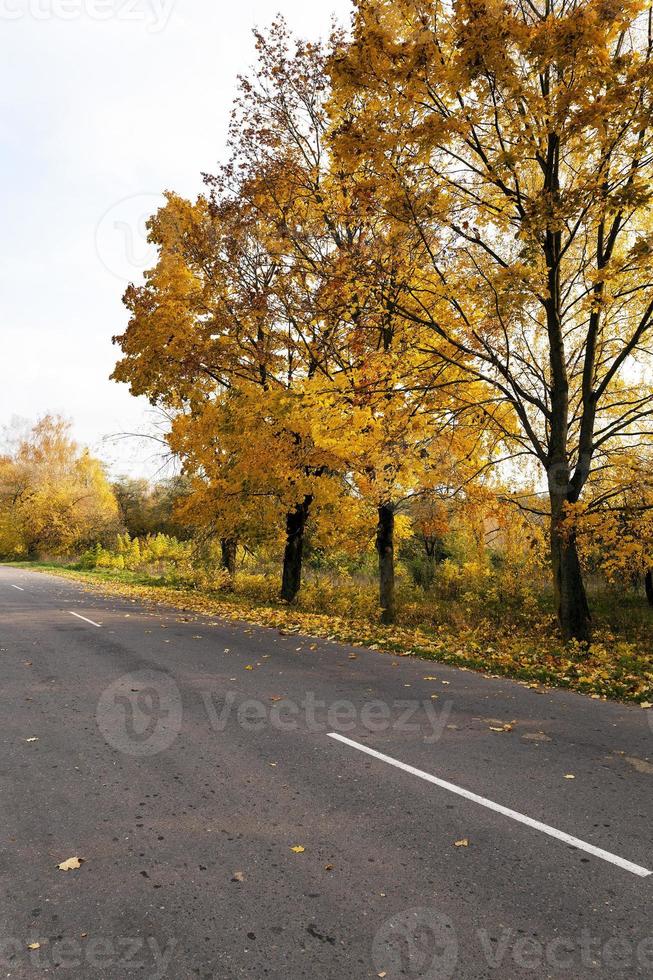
[0,416,119,559]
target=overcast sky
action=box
[0,0,349,477]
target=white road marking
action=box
[69,611,102,628]
[327,733,652,878]
[10,585,24,591]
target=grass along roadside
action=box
[6,561,653,706]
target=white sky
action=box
[0,0,350,478]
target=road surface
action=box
[1,565,652,978]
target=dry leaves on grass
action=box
[36,567,653,704]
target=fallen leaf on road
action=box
[244,665,254,671]
[522,732,551,742]
[27,943,41,950]
[423,676,438,681]
[564,774,575,780]
[57,857,84,871]
[640,702,652,709]
[231,871,245,882]
[454,839,469,847]
[324,864,334,871]
[290,845,305,853]
[378,973,387,978]
[25,737,39,743]
[623,756,653,774]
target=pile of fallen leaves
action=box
[33,566,653,704]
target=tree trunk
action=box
[220,537,237,578]
[645,569,653,608]
[376,503,396,625]
[549,503,591,643]
[280,496,312,603]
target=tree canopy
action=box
[112,2,653,641]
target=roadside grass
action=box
[6,560,652,705]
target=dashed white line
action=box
[69,611,102,628]
[327,732,652,878]
[10,585,24,591]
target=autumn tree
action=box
[0,416,119,559]
[111,25,364,603]
[111,183,347,601]
[329,0,653,641]
[211,20,497,621]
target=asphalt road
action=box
[1,565,652,979]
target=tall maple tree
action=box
[328,0,653,641]
[212,20,494,621]
[112,189,342,601]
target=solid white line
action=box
[10,585,24,591]
[327,733,652,878]
[69,611,102,628]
